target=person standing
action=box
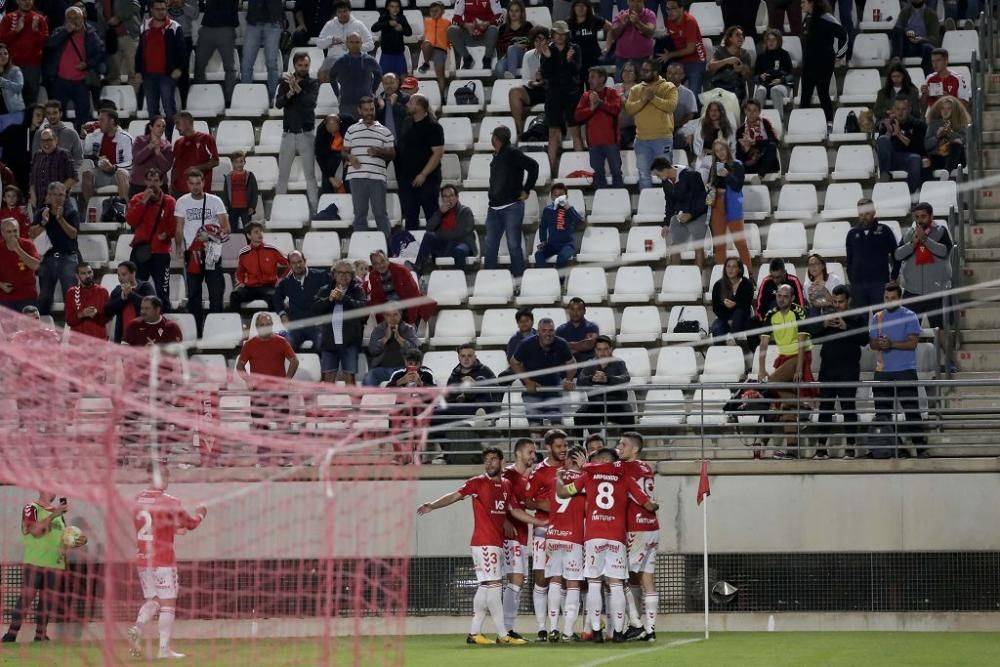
[102,0,142,93]
[321,32,381,120]
[413,184,477,275]
[894,202,953,329]
[174,168,229,335]
[313,260,368,384]
[608,0,655,78]
[104,260,156,343]
[706,139,752,274]
[342,96,395,239]
[28,181,78,316]
[539,20,584,172]
[846,197,899,310]
[134,0,186,138]
[28,127,75,207]
[64,261,108,339]
[165,0,198,108]
[193,0,238,103]
[662,0,706,99]
[890,0,939,75]
[624,59,677,190]
[125,167,175,306]
[129,116,173,198]
[0,216,41,312]
[371,0,411,78]
[43,6,105,131]
[236,311,299,388]
[482,125,538,278]
[242,0,284,99]
[272,250,327,352]
[275,51,320,211]
[397,94,444,231]
[799,0,847,124]
[0,0,49,106]
[574,67,623,189]
[652,157,707,270]
[31,100,82,175]
[171,111,219,195]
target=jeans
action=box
[362,366,396,386]
[683,62,706,102]
[873,369,927,452]
[51,79,91,131]
[321,344,360,376]
[483,201,526,277]
[277,131,319,210]
[415,232,471,272]
[37,251,79,316]
[634,137,673,190]
[398,170,441,230]
[890,28,934,74]
[195,26,237,101]
[599,0,626,20]
[350,178,391,239]
[710,308,751,339]
[142,74,178,137]
[588,144,624,188]
[136,253,171,309]
[186,266,225,335]
[494,45,527,77]
[242,22,282,98]
[230,285,275,311]
[534,241,575,268]
[876,136,922,193]
[522,391,564,426]
[447,25,499,64]
[851,282,887,311]
[286,324,321,352]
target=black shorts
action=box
[525,85,546,108]
[544,90,581,133]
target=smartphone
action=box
[59,497,67,506]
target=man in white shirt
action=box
[173,168,230,335]
[342,96,396,239]
[82,108,133,202]
[316,1,374,60]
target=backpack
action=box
[866,413,897,459]
[454,82,479,106]
[844,110,861,134]
[520,116,548,142]
[101,196,127,224]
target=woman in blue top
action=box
[707,139,752,276]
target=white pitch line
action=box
[578,637,705,667]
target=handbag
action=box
[454,81,479,105]
[520,115,548,142]
[844,111,861,134]
[129,197,167,265]
[672,307,701,335]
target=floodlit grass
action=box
[3,632,1000,666]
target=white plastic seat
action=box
[784,36,803,67]
[763,222,808,259]
[633,188,666,224]
[557,151,598,187]
[588,189,632,224]
[663,305,708,342]
[300,231,340,267]
[688,2,724,35]
[742,185,772,221]
[858,0,900,30]
[525,152,551,187]
[430,310,476,346]
[426,270,469,306]
[617,306,662,344]
[420,351,455,385]
[245,156,278,190]
[417,80,443,113]
[686,389,731,426]
[475,117,515,151]
[403,9,425,43]
[292,354,322,382]
[821,182,864,219]
[198,313,243,350]
[621,227,666,263]
[872,182,913,218]
[651,347,699,384]
[185,84,226,117]
[438,117,474,151]
[442,79,485,114]
[255,119,284,154]
[225,83,271,118]
[469,270,514,306]
[525,6,552,28]
[839,69,880,104]
[657,266,703,303]
[756,263,798,287]
[850,33,890,68]
[831,145,875,181]
[941,30,978,64]
[314,84,339,116]
[477,308,518,346]
[811,221,851,257]
[563,267,608,303]
[164,313,197,342]
[515,268,561,305]
[761,108,784,140]
[613,347,651,385]
[78,235,109,268]
[640,389,687,425]
[459,190,489,225]
[831,106,870,144]
[99,85,138,117]
[463,154,493,189]
[574,227,620,264]
[486,80,522,113]
[215,120,256,154]
[441,154,463,186]
[774,184,818,220]
[699,347,746,383]
[610,266,655,304]
[785,109,829,144]
[268,194,310,230]
[919,181,958,216]
[785,146,829,182]
[586,306,616,339]
[346,231,387,260]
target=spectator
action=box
[736,99,780,178]
[755,257,805,320]
[32,100,82,174]
[237,311,299,385]
[510,317,576,425]
[397,94,444,231]
[922,48,971,110]
[813,285,868,459]
[608,0,654,78]
[135,0,185,137]
[662,0,706,99]
[28,127,74,206]
[894,202,953,329]
[0,0,49,106]
[719,0,761,40]
[29,181,78,316]
[125,167,175,305]
[414,184,477,275]
[0,185,30,236]
[372,0,411,78]
[0,44,25,132]
[585,432,605,455]
[625,59,677,190]
[275,51,320,211]
[81,107,132,203]
[557,297,599,363]
[891,0,939,74]
[230,221,289,312]
[343,96,395,239]
[535,183,583,269]
[692,100,736,182]
[765,0,801,39]
[540,21,584,171]
[845,197,899,309]
[220,150,258,233]
[874,63,922,120]
[315,113,345,195]
[317,1,374,59]
[876,96,926,194]
[129,115,173,197]
[293,0,335,46]
[362,305,419,386]
[431,343,500,463]
[447,0,503,71]
[870,282,928,458]
[64,261,108,339]
[482,125,538,278]
[313,260,368,384]
[574,335,632,441]
[652,157,708,270]
[375,72,408,141]
[799,0,847,123]
[923,95,970,178]
[707,139,752,274]
[0,215,40,312]
[568,1,611,75]
[368,249,435,325]
[354,258,371,294]
[123,295,182,346]
[508,26,549,140]
[44,6,105,130]
[663,62,697,149]
[191,0,238,102]
[171,111,220,196]
[495,0,533,78]
[418,1,450,95]
[711,257,753,339]
[616,59,638,149]
[505,308,536,372]
[388,347,436,388]
[1,104,44,192]
[166,0,197,107]
[804,253,843,315]
[752,29,795,118]
[242,0,285,99]
[272,250,327,352]
[708,26,751,102]
[574,67,623,188]
[174,168,229,334]
[104,260,155,343]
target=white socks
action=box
[470,585,488,636]
[502,583,521,634]
[586,583,603,632]
[136,600,160,628]
[562,587,581,638]
[609,583,626,634]
[157,607,175,652]
[547,582,563,634]
[533,585,548,632]
[625,583,642,628]
[485,583,507,637]
[643,593,659,634]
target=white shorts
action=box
[138,566,178,599]
[583,538,628,581]
[503,539,529,577]
[471,545,505,583]
[531,527,548,571]
[543,539,584,581]
[627,531,660,575]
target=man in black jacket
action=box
[652,157,708,270]
[375,73,409,141]
[272,250,327,352]
[276,51,320,210]
[104,260,155,343]
[573,335,632,442]
[813,285,870,459]
[845,197,899,310]
[313,260,367,384]
[412,185,477,275]
[876,96,927,194]
[432,343,498,464]
[482,126,539,278]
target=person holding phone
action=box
[389,348,436,390]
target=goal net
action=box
[0,308,439,666]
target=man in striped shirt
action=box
[342,96,395,239]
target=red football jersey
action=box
[134,488,203,567]
[525,458,562,523]
[624,460,659,532]
[572,462,651,543]
[503,465,530,545]
[457,474,512,548]
[547,468,586,545]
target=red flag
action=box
[696,460,711,505]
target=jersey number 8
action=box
[596,482,615,510]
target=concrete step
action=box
[957,329,1000,343]
[964,222,1000,244]
[976,187,1000,209]
[983,149,1000,170]
[957,286,1000,303]
[959,305,1000,328]
[959,261,1000,284]
[971,209,1000,222]
[952,345,1000,372]
[985,110,1000,131]
[964,248,1000,260]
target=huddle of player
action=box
[418,429,660,645]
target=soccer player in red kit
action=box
[523,429,568,641]
[128,464,207,660]
[418,447,544,645]
[543,445,588,642]
[618,432,660,642]
[501,438,536,639]
[557,447,658,643]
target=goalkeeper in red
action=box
[556,447,658,643]
[128,465,207,660]
[418,447,545,645]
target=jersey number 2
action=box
[137,510,153,542]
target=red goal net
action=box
[0,308,439,666]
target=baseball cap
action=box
[552,20,570,34]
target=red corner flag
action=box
[696,460,711,505]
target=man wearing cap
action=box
[539,21,585,172]
[846,198,900,310]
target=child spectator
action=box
[419,1,450,94]
[535,183,584,269]
[373,0,412,78]
[354,258,371,296]
[0,185,29,237]
[221,150,259,234]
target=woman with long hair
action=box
[568,0,613,74]
[805,253,843,314]
[129,115,174,197]
[494,1,534,78]
[0,44,25,133]
[924,95,971,176]
[693,101,735,181]
[707,139,752,273]
[874,63,921,120]
[711,256,754,339]
[616,60,639,149]
[753,29,795,118]
[707,26,752,102]
[799,0,847,123]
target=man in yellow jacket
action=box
[625,60,679,190]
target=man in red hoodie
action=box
[446,0,503,71]
[0,0,48,106]
[0,217,41,312]
[574,67,623,189]
[65,262,109,339]
[125,167,177,307]
[230,221,289,312]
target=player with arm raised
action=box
[557,447,658,643]
[523,429,568,641]
[618,431,660,642]
[501,438,537,640]
[128,464,207,660]
[542,445,588,642]
[418,447,544,646]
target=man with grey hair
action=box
[29,181,80,316]
[397,93,445,231]
[0,217,41,312]
[376,73,409,140]
[320,31,381,120]
[510,317,576,426]
[313,260,368,384]
[29,128,76,207]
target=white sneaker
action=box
[127,626,141,658]
[157,648,186,659]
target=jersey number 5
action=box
[137,510,153,542]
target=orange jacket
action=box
[423,16,450,50]
[236,244,288,288]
